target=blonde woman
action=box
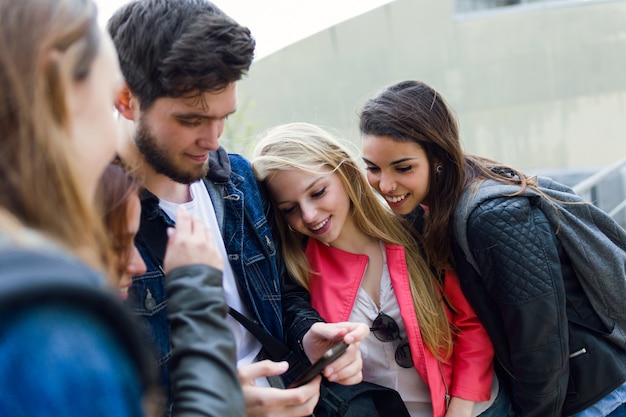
[252,122,498,417]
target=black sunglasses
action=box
[370,312,414,368]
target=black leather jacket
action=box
[166,264,244,417]
[453,195,626,417]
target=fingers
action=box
[173,205,192,236]
[302,322,370,362]
[323,342,363,384]
[243,375,321,417]
[239,361,320,417]
[306,322,370,345]
[340,322,370,344]
[238,360,289,386]
[302,322,368,385]
[162,206,224,272]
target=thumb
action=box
[238,360,289,386]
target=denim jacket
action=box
[129,147,322,398]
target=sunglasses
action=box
[370,312,414,368]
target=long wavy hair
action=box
[360,80,534,270]
[0,0,111,270]
[252,122,454,360]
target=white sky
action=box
[97,0,394,60]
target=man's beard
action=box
[134,119,209,185]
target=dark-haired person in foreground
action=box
[97,162,244,416]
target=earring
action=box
[287,225,295,233]
[436,165,443,174]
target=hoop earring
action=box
[436,165,443,174]
[287,225,296,233]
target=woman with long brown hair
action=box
[359,79,626,417]
[0,0,153,415]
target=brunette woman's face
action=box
[117,194,146,300]
[361,134,431,215]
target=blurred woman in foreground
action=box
[0,0,154,415]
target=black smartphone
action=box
[287,342,349,388]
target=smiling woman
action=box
[251,122,498,417]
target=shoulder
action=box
[226,153,271,206]
[227,153,260,187]
[0,248,155,389]
[0,304,144,417]
[228,153,253,174]
[466,194,553,251]
[0,247,103,294]
[468,194,536,226]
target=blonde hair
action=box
[0,0,111,270]
[252,122,453,360]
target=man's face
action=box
[135,83,237,184]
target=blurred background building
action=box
[225,0,626,223]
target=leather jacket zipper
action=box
[569,347,587,358]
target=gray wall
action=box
[226,0,626,172]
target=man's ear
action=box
[115,83,137,121]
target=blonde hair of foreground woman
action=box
[252,122,453,359]
[0,0,121,271]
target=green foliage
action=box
[221,96,257,158]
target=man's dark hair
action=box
[107,0,255,109]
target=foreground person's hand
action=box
[238,360,321,417]
[163,206,223,273]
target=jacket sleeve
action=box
[443,270,494,401]
[166,264,245,417]
[466,196,569,417]
[279,243,325,360]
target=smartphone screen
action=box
[287,342,349,388]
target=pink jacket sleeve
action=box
[443,269,494,401]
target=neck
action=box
[144,171,192,204]
[329,219,379,255]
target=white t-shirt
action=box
[159,180,268,387]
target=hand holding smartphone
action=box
[287,342,349,388]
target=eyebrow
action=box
[174,108,237,121]
[362,157,418,166]
[276,176,325,206]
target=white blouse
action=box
[349,246,433,417]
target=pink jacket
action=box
[305,239,494,417]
